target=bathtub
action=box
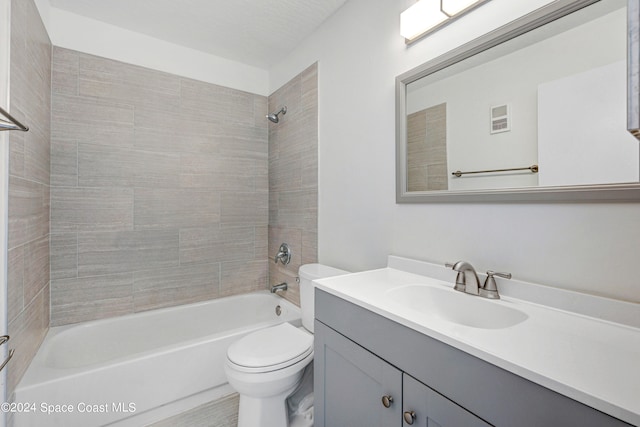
[13,291,301,427]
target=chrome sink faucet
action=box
[446,261,511,299]
[446,261,481,295]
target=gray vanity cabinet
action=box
[403,374,491,427]
[314,289,633,427]
[314,320,402,427]
[314,320,491,427]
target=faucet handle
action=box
[487,270,512,280]
[274,243,292,265]
[480,270,511,300]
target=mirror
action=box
[396,0,640,202]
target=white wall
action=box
[538,60,639,186]
[269,0,640,303]
[33,4,269,96]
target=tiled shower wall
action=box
[268,64,319,305]
[50,47,269,326]
[407,103,448,191]
[6,0,52,393]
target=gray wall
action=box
[268,64,318,306]
[50,47,269,326]
[7,0,52,394]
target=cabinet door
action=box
[315,320,403,427]
[403,374,492,427]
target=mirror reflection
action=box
[403,0,638,193]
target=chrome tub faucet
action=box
[270,282,288,293]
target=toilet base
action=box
[226,352,313,427]
[237,389,295,427]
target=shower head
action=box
[266,106,287,123]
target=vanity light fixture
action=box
[401,0,491,43]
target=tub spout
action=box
[270,283,288,293]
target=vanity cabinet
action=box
[315,320,491,427]
[314,289,633,427]
[314,320,402,426]
[403,374,491,427]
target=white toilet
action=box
[225,264,348,427]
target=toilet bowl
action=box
[225,264,348,427]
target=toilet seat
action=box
[227,323,313,374]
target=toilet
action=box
[225,264,348,427]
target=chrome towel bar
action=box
[0,106,29,132]
[452,164,538,177]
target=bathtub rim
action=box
[16,291,301,390]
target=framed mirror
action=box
[396,0,640,202]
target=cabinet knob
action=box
[381,395,393,408]
[403,410,416,425]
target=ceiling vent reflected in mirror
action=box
[400,0,492,43]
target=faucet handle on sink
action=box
[481,270,512,300]
[488,271,512,280]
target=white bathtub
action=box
[13,291,301,427]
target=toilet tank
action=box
[299,264,349,333]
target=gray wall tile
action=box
[52,47,78,95]
[133,263,220,312]
[254,225,268,260]
[180,78,254,125]
[24,125,50,184]
[51,187,133,232]
[134,105,215,137]
[7,284,49,393]
[179,153,262,191]
[50,138,77,187]
[134,188,220,229]
[268,64,319,306]
[8,176,47,250]
[221,260,268,297]
[134,128,221,155]
[6,0,51,394]
[52,93,134,138]
[78,143,180,188]
[50,48,268,325]
[179,226,255,265]
[221,192,268,225]
[23,236,49,304]
[7,247,24,324]
[9,130,25,178]
[78,53,181,111]
[77,230,179,277]
[50,232,78,280]
[50,274,133,326]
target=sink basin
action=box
[386,284,528,329]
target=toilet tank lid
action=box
[299,263,349,281]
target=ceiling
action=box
[49,0,348,68]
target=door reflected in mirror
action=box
[397,0,640,202]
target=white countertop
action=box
[314,257,640,426]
